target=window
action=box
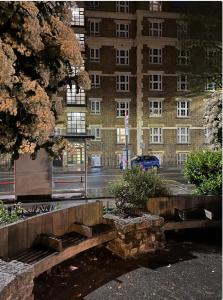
[204,127,212,144]
[67,112,86,134]
[90,99,101,114]
[177,100,189,117]
[91,154,101,167]
[71,7,85,26]
[149,74,162,90]
[117,128,129,144]
[90,20,100,35]
[177,21,188,39]
[149,21,162,37]
[116,1,129,13]
[149,100,162,117]
[116,101,129,117]
[89,1,99,8]
[54,127,63,136]
[116,49,129,65]
[149,1,162,11]
[150,128,163,144]
[90,127,101,140]
[177,74,188,91]
[205,78,215,91]
[206,48,217,61]
[177,127,189,144]
[67,85,85,105]
[90,48,100,62]
[116,75,129,91]
[91,74,100,88]
[177,49,190,65]
[75,33,85,52]
[177,152,189,165]
[149,48,162,64]
[116,23,129,38]
[69,61,85,76]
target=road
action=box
[0,167,193,197]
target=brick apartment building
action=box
[56,1,215,168]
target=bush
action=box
[183,150,222,195]
[109,168,170,212]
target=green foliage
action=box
[0,201,25,225]
[183,150,222,195]
[109,168,170,212]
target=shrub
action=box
[183,150,222,195]
[0,201,24,225]
[109,167,170,212]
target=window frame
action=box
[149,21,162,37]
[116,101,129,118]
[117,128,129,144]
[116,1,129,13]
[149,100,162,117]
[177,100,189,118]
[116,75,130,91]
[90,48,100,62]
[91,74,100,88]
[177,127,189,144]
[71,7,85,26]
[149,74,162,91]
[150,127,163,144]
[66,84,85,105]
[149,1,162,11]
[177,152,189,165]
[67,112,86,134]
[177,49,190,65]
[90,99,101,115]
[75,33,85,52]
[149,48,162,64]
[90,20,100,35]
[177,74,188,91]
[116,49,129,65]
[90,127,101,140]
[89,1,99,8]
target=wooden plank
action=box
[34,230,117,277]
[8,220,28,257]
[68,223,93,237]
[163,219,222,231]
[38,234,62,252]
[52,208,69,236]
[27,215,43,248]
[0,226,8,258]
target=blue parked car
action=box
[131,155,160,171]
[120,155,160,171]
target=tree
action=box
[0,1,90,160]
[204,91,222,149]
[177,1,222,91]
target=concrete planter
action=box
[104,213,165,259]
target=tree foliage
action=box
[0,2,90,160]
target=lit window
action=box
[177,49,190,65]
[89,1,99,8]
[91,74,100,88]
[149,48,162,64]
[177,101,189,117]
[150,128,163,144]
[116,1,129,13]
[149,74,162,90]
[177,127,189,144]
[116,23,129,38]
[75,33,85,52]
[149,100,162,117]
[54,127,63,136]
[149,1,162,11]
[116,49,129,65]
[66,85,85,105]
[116,101,129,117]
[91,154,101,167]
[149,21,162,37]
[177,21,188,39]
[67,112,86,134]
[177,74,188,91]
[117,128,129,144]
[90,99,101,114]
[71,7,85,26]
[90,127,101,140]
[90,48,100,62]
[69,61,85,76]
[90,20,100,35]
[116,75,129,91]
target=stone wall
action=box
[104,213,165,259]
[0,260,34,300]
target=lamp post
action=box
[125,112,129,169]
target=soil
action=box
[33,228,221,300]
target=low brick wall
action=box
[104,214,165,259]
[0,260,34,300]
